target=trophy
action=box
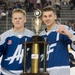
[31,9,42,73]
[21,9,49,75]
[33,9,42,35]
[31,9,49,75]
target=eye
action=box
[19,18,22,19]
[43,15,47,18]
[49,14,52,17]
[14,18,17,20]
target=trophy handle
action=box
[23,42,27,73]
[20,42,27,75]
[43,38,47,72]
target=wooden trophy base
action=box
[21,72,49,75]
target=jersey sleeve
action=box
[64,25,75,51]
[0,33,8,56]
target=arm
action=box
[0,33,8,56]
[56,22,75,51]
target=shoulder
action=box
[63,25,69,29]
[24,28,35,37]
[39,30,46,36]
[0,28,12,38]
[63,25,75,33]
[0,28,12,44]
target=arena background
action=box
[0,0,75,75]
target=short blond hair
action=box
[12,8,26,17]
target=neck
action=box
[13,27,24,32]
[47,22,56,31]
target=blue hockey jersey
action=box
[39,24,75,75]
[0,28,35,75]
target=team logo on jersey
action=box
[7,40,12,45]
[40,43,57,61]
[5,45,23,64]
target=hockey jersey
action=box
[39,24,75,75]
[0,28,35,75]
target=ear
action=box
[12,18,13,24]
[24,17,26,23]
[55,14,57,20]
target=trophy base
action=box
[20,72,49,75]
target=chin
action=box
[15,26,21,28]
[46,24,51,26]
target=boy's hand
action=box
[56,21,72,38]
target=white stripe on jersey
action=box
[1,67,22,75]
[40,66,70,75]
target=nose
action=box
[16,18,20,22]
[46,16,50,20]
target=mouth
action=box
[16,22,20,24]
[46,20,51,24]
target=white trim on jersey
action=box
[1,67,23,75]
[40,66,70,70]
[40,66,70,75]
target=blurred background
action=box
[0,0,75,75]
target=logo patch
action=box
[7,40,12,45]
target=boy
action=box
[40,6,75,75]
[0,8,35,75]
